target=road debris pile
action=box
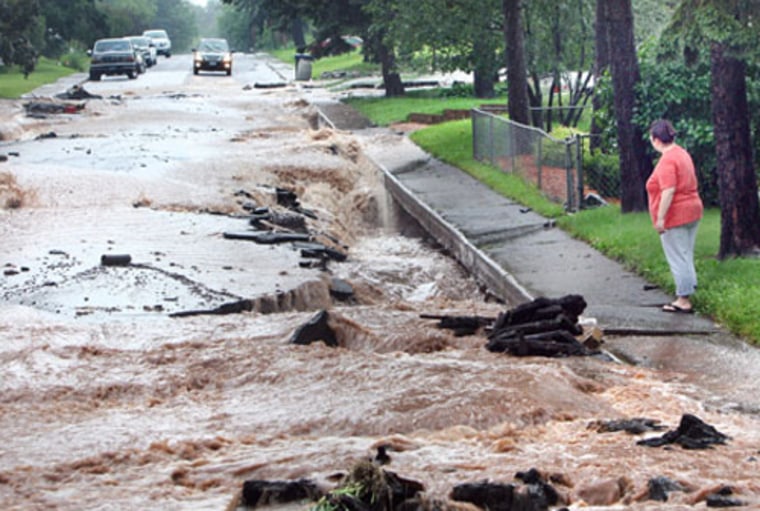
[54,84,103,100]
[224,186,349,270]
[238,457,565,511]
[424,295,602,357]
[23,100,86,117]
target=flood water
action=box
[2,54,760,511]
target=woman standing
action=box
[646,119,704,313]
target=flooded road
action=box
[2,53,760,510]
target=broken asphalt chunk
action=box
[170,299,253,318]
[289,309,338,347]
[223,231,311,244]
[420,313,494,336]
[485,295,596,357]
[100,254,132,266]
[241,479,322,508]
[330,277,354,301]
[588,417,667,435]
[647,476,685,502]
[637,414,730,449]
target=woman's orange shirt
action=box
[645,144,703,228]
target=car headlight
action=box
[223,53,231,63]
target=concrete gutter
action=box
[375,155,534,305]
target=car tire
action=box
[166,52,171,58]
[193,68,199,75]
[227,68,232,76]
[127,71,137,79]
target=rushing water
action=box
[2,57,760,510]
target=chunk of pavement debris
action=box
[330,277,354,301]
[100,254,132,266]
[588,417,667,435]
[241,479,322,507]
[637,413,730,449]
[289,309,338,347]
[647,476,686,502]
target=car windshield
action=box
[198,40,229,52]
[95,40,131,52]
[144,31,167,39]
[129,37,149,48]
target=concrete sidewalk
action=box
[315,99,719,336]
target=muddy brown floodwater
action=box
[2,56,760,511]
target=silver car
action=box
[143,29,171,57]
[128,35,157,67]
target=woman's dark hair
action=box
[649,119,677,144]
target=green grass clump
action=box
[0,57,79,99]
[410,119,565,218]
[345,90,506,126]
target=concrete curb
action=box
[371,154,534,304]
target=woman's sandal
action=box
[662,303,694,314]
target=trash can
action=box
[294,53,313,81]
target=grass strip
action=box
[0,58,79,99]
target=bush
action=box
[59,47,89,72]
[583,149,620,199]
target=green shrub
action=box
[59,48,89,72]
[583,149,620,198]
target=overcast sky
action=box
[188,0,208,7]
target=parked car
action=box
[128,35,156,67]
[142,29,171,57]
[192,38,232,75]
[88,38,140,81]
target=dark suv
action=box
[89,38,140,81]
[192,38,232,75]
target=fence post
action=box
[510,121,516,172]
[471,109,478,161]
[536,136,543,191]
[575,134,585,210]
[565,139,575,211]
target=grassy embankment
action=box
[279,49,760,345]
[0,57,79,99]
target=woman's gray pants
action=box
[660,221,699,297]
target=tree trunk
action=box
[291,17,306,51]
[378,42,405,97]
[473,69,496,99]
[473,37,497,99]
[605,0,651,212]
[503,0,530,125]
[710,42,760,259]
[590,0,610,152]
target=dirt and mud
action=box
[2,55,760,510]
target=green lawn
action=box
[0,58,79,99]
[269,47,378,81]
[344,91,507,126]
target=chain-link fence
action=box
[472,108,583,211]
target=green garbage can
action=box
[294,53,313,81]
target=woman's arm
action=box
[655,187,676,233]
